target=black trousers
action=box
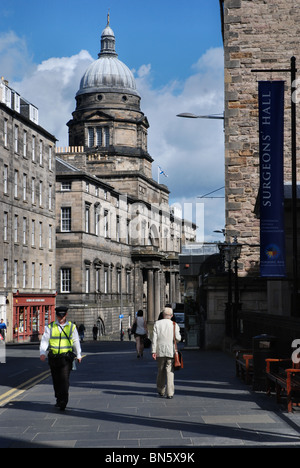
[48,354,72,407]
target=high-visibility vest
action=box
[48,321,75,354]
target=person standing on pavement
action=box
[78,323,85,342]
[0,319,7,340]
[40,306,82,411]
[92,324,98,340]
[151,307,181,399]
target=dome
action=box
[76,19,139,97]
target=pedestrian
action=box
[132,310,148,358]
[39,306,82,411]
[151,306,181,399]
[0,319,7,340]
[92,324,98,340]
[78,323,85,342]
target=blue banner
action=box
[259,81,286,277]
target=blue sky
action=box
[0,0,222,86]
[0,0,225,241]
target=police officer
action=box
[40,306,82,410]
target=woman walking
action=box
[132,310,148,358]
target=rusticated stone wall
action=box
[223,0,300,276]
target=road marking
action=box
[0,369,51,407]
[0,355,86,407]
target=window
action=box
[126,219,130,244]
[14,170,18,198]
[31,177,35,204]
[104,269,108,294]
[30,105,38,124]
[23,130,27,157]
[88,127,94,147]
[39,181,43,206]
[4,119,8,147]
[39,222,43,248]
[61,207,71,231]
[48,185,52,210]
[14,92,20,112]
[48,225,52,249]
[126,270,131,294]
[4,212,8,241]
[3,86,11,107]
[95,206,100,235]
[3,260,8,288]
[31,220,35,246]
[48,146,52,171]
[14,215,18,243]
[61,181,71,191]
[85,267,90,293]
[61,268,71,293]
[23,174,27,201]
[22,262,26,288]
[14,125,18,153]
[48,264,52,289]
[117,268,121,294]
[14,260,18,288]
[39,140,43,165]
[31,262,35,288]
[4,165,8,194]
[85,204,90,233]
[95,267,100,292]
[104,209,109,238]
[116,215,120,242]
[23,217,27,245]
[32,135,35,161]
[96,128,102,146]
[39,264,43,288]
[88,126,110,148]
[104,127,110,147]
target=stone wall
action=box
[224,0,300,276]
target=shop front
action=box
[13,292,56,342]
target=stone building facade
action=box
[221,0,300,315]
[0,77,57,342]
[55,20,196,338]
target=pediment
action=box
[85,110,114,122]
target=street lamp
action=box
[177,112,224,120]
[214,229,225,236]
[219,237,242,338]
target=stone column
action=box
[154,269,160,320]
[147,269,154,324]
[170,272,176,304]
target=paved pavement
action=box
[1,339,300,451]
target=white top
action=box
[136,316,147,335]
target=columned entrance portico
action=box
[132,248,180,327]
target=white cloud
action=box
[0,31,34,80]
[0,32,224,240]
[12,50,93,145]
[135,47,225,239]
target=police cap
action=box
[55,306,68,317]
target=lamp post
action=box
[219,237,242,338]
